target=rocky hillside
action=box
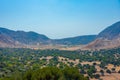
[98,21,120,39]
[85,21,120,49]
[0,28,50,47]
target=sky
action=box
[0,0,120,39]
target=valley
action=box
[0,48,120,80]
[0,21,120,80]
[0,0,120,79]
[0,21,120,50]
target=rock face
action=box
[85,21,120,49]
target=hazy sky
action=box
[0,0,120,39]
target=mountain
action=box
[0,33,15,47]
[0,27,96,48]
[1,21,120,49]
[53,35,96,45]
[98,21,120,39]
[85,21,120,49]
[0,27,50,47]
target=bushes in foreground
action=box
[0,67,88,80]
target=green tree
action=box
[106,69,111,74]
[100,70,104,76]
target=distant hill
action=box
[53,35,96,45]
[0,33,15,47]
[98,21,120,39]
[85,21,120,49]
[0,27,96,48]
[1,21,120,50]
[0,27,50,47]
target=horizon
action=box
[0,26,97,39]
[0,0,120,39]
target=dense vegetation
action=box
[0,48,120,80]
[0,67,88,80]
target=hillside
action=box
[1,21,120,49]
[85,21,120,49]
[0,27,50,46]
[0,27,96,48]
[98,21,120,39]
[53,35,96,45]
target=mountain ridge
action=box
[97,21,120,39]
[0,27,50,45]
[53,35,96,45]
[1,21,120,49]
[0,27,96,48]
[85,21,120,49]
